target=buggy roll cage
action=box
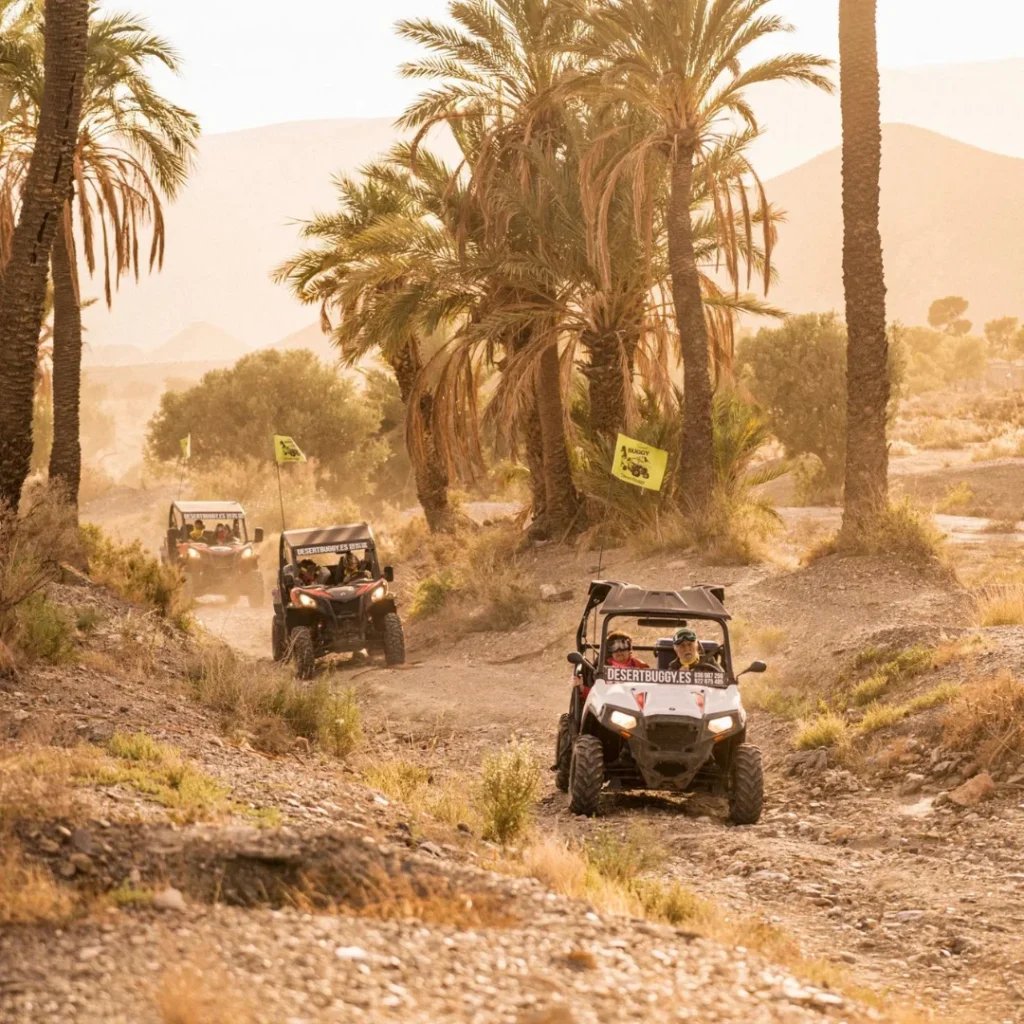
[168,501,254,543]
[575,580,735,677]
[277,523,386,585]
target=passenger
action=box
[189,520,205,541]
[605,631,649,669]
[215,523,230,545]
[669,628,723,673]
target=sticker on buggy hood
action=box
[605,666,726,687]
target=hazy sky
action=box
[102,1,1024,135]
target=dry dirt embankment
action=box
[1,568,883,1024]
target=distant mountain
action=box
[78,60,1024,354]
[269,322,338,363]
[85,322,247,367]
[761,124,1024,327]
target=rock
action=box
[12,709,30,722]
[949,772,996,808]
[457,822,472,834]
[335,946,367,961]
[152,887,187,913]
[787,748,828,776]
[900,773,926,796]
[893,910,924,923]
[539,584,574,603]
[59,861,78,879]
[38,839,61,855]
[70,828,96,855]
[68,853,94,875]
[77,947,103,962]
[418,841,444,858]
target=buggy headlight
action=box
[370,585,386,602]
[707,715,734,735]
[298,593,317,608]
[187,548,201,560]
[609,710,638,731]
[241,547,254,560]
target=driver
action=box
[605,631,649,669]
[669,627,723,673]
[339,551,369,582]
[189,519,205,541]
[298,559,330,587]
[215,523,230,545]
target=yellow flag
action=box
[611,433,668,492]
[179,435,191,461]
[274,435,307,464]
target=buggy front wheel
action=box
[382,613,406,666]
[271,617,286,662]
[568,735,604,816]
[291,626,316,680]
[728,744,764,825]
[554,714,572,793]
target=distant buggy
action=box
[554,581,767,823]
[271,523,405,679]
[162,500,265,606]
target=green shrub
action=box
[80,524,189,620]
[12,594,76,665]
[410,569,460,618]
[478,738,540,844]
[586,830,664,884]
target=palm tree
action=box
[275,163,460,534]
[397,0,586,539]
[0,0,88,509]
[48,11,198,505]
[837,0,888,545]
[567,0,832,517]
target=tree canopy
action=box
[145,349,389,495]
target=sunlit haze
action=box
[102,0,1024,133]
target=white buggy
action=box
[554,581,767,823]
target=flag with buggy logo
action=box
[274,435,307,464]
[611,433,667,491]
[179,435,191,461]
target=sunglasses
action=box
[608,638,632,653]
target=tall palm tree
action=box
[397,0,586,539]
[275,163,459,534]
[567,0,832,517]
[48,11,198,505]
[837,0,888,544]
[0,0,88,510]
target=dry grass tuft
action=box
[0,745,98,823]
[975,586,1024,627]
[0,840,75,925]
[156,965,254,1024]
[792,712,849,751]
[806,500,943,565]
[943,672,1024,766]
[186,643,361,757]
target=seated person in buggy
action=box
[335,551,371,585]
[189,520,205,542]
[666,627,723,673]
[297,559,331,587]
[605,631,649,670]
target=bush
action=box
[975,587,1024,627]
[146,349,388,496]
[737,314,903,494]
[10,593,76,665]
[478,738,540,844]
[942,673,1024,765]
[831,499,944,564]
[80,523,190,621]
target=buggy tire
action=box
[554,714,572,793]
[383,613,406,667]
[568,735,604,816]
[728,744,764,825]
[291,626,316,680]
[246,572,265,608]
[271,617,286,662]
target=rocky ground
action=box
[5,488,1024,1022]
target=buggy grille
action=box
[646,719,702,753]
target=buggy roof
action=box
[173,501,245,519]
[592,581,730,621]
[283,523,375,556]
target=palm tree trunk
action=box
[584,326,637,441]
[522,391,547,527]
[535,341,582,539]
[838,0,889,544]
[48,207,83,506]
[667,147,716,515]
[0,0,88,510]
[388,343,456,534]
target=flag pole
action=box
[176,457,186,500]
[276,462,286,532]
[595,468,615,579]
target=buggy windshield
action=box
[589,615,729,674]
[177,516,247,544]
